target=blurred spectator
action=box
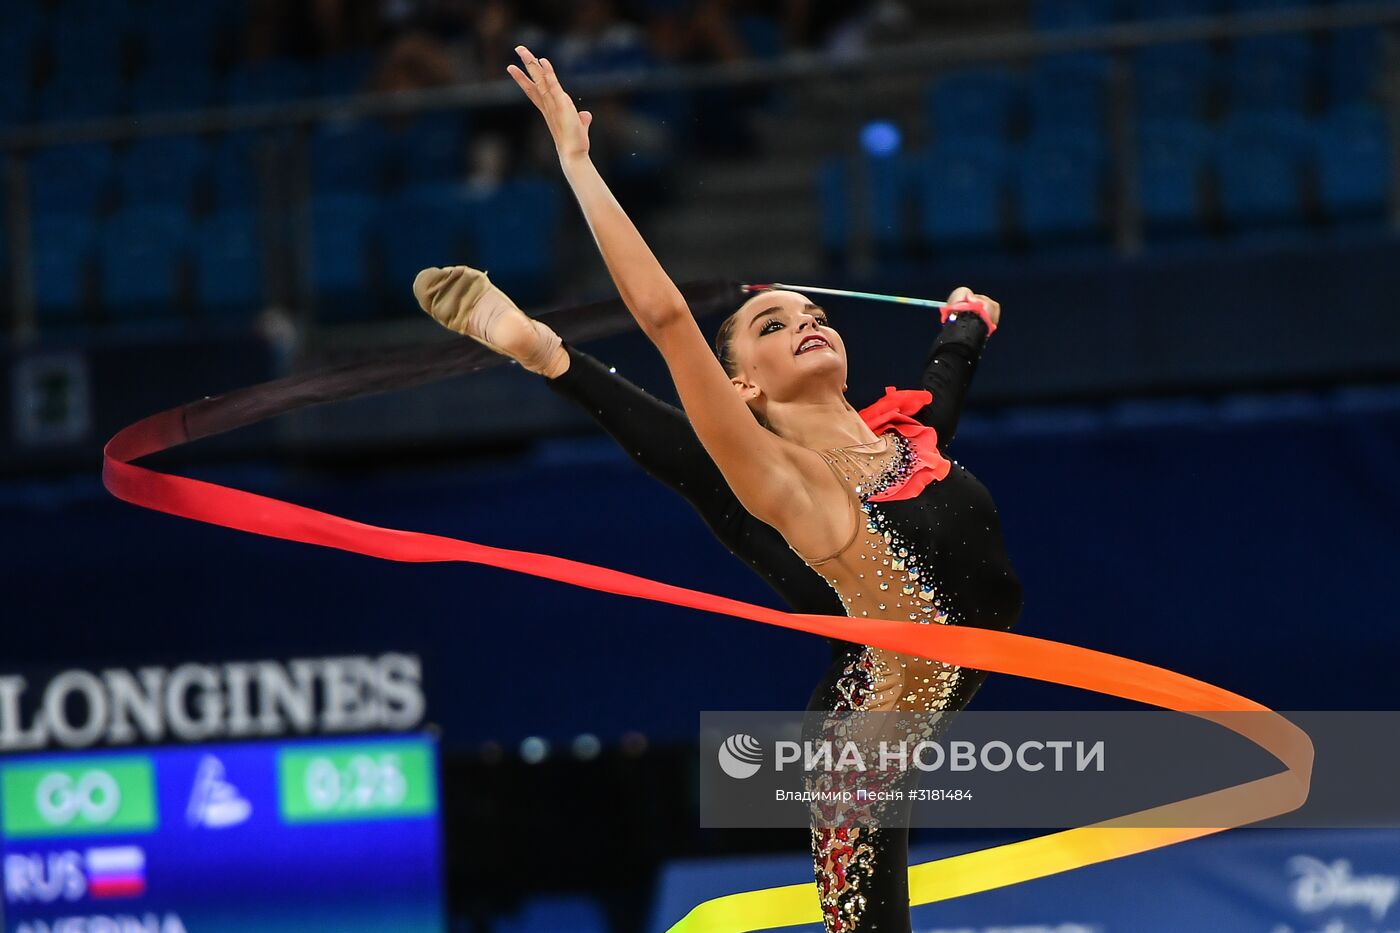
[823,1,913,61]
[469,1,551,79]
[554,0,652,73]
[782,0,875,51]
[371,30,463,92]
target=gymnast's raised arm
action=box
[913,290,1001,452]
[506,48,840,551]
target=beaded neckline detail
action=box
[853,386,952,502]
[848,432,916,500]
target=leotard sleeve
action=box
[544,341,845,616]
[912,313,990,452]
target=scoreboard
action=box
[0,733,445,933]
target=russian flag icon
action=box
[85,846,146,899]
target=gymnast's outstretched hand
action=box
[413,265,569,378]
[944,286,1001,331]
[506,45,591,162]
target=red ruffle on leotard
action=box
[855,386,951,502]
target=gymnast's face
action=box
[724,290,848,405]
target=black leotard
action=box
[545,314,1023,932]
[544,313,1005,643]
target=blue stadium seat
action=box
[130,64,218,114]
[1317,105,1390,222]
[0,65,35,127]
[817,158,850,258]
[0,6,39,124]
[1017,131,1107,241]
[32,214,97,323]
[1215,111,1310,226]
[379,186,472,306]
[1136,119,1212,233]
[120,137,210,207]
[1032,0,1118,30]
[1326,27,1383,108]
[926,69,1018,141]
[30,144,114,214]
[918,139,1008,247]
[50,18,126,81]
[311,118,390,193]
[37,75,126,123]
[55,0,132,21]
[396,113,470,185]
[196,208,264,316]
[225,60,312,106]
[310,194,379,317]
[212,132,264,210]
[99,206,189,317]
[1029,52,1110,134]
[1127,0,1215,17]
[736,14,784,58]
[315,51,376,97]
[864,152,922,257]
[1134,42,1215,121]
[3,0,44,36]
[136,1,223,66]
[465,178,561,306]
[1228,34,1314,114]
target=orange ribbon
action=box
[103,393,1312,933]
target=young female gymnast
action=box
[413,46,1023,932]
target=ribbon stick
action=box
[100,283,1311,933]
[743,282,949,311]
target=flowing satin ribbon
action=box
[100,287,1312,933]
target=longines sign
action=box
[0,653,425,751]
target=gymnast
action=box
[412,45,1023,933]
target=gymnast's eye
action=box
[759,319,783,335]
[815,314,830,327]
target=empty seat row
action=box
[3,0,240,67]
[23,115,470,215]
[821,104,1391,254]
[927,33,1382,141]
[33,207,263,322]
[27,179,563,326]
[312,179,563,318]
[1138,106,1389,229]
[0,53,381,125]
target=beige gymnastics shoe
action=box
[413,265,565,376]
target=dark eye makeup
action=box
[758,312,830,335]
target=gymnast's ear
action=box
[729,372,761,402]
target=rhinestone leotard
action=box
[544,313,1021,932]
[796,429,1023,933]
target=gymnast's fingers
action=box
[516,46,546,86]
[973,293,1001,325]
[539,56,564,97]
[506,65,542,108]
[947,285,974,305]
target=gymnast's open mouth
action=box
[796,335,832,355]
